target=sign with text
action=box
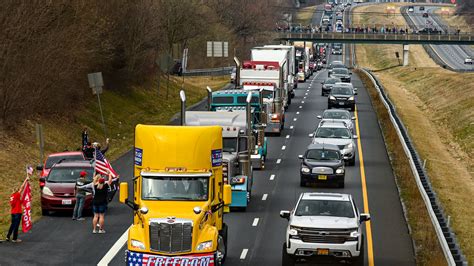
[206,41,228,58]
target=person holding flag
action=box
[94,148,119,202]
[5,166,32,243]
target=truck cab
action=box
[119,125,232,265]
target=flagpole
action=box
[93,146,97,177]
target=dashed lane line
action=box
[252,218,259,227]
[240,249,249,260]
[270,174,275,180]
[262,194,268,201]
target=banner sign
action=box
[21,182,32,233]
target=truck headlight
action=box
[301,166,310,173]
[347,230,360,241]
[348,96,354,101]
[42,186,54,196]
[345,143,353,150]
[329,95,336,100]
[196,240,213,251]
[131,239,146,250]
[336,167,345,174]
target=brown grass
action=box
[296,5,318,24]
[0,75,228,237]
[354,3,474,264]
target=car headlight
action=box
[301,166,310,173]
[196,240,213,251]
[42,186,54,196]
[348,96,354,101]
[329,95,336,100]
[345,143,354,150]
[131,239,146,250]
[336,167,345,174]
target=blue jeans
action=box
[7,213,22,240]
[72,194,85,219]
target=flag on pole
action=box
[95,149,117,177]
[21,182,32,233]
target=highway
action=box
[0,4,416,266]
[405,6,474,71]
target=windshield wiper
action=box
[169,196,193,200]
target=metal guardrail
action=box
[360,68,468,266]
[182,67,233,77]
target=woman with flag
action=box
[5,167,32,242]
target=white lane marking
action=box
[305,93,308,96]
[282,146,286,150]
[276,159,282,164]
[304,96,307,99]
[290,126,294,129]
[270,174,275,180]
[285,135,290,139]
[296,111,300,115]
[293,118,297,121]
[262,194,268,201]
[98,226,130,266]
[240,249,249,260]
[252,218,259,227]
[306,89,309,92]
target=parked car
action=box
[298,143,345,187]
[330,68,351,82]
[280,192,370,265]
[317,109,356,132]
[328,84,355,111]
[36,151,85,188]
[321,78,342,96]
[464,57,473,64]
[310,121,357,165]
[40,160,94,215]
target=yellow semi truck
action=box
[119,125,232,265]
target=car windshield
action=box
[47,167,93,183]
[223,137,238,153]
[331,87,352,95]
[325,78,340,85]
[306,149,340,160]
[295,199,355,218]
[323,111,349,119]
[333,68,348,75]
[332,64,345,69]
[142,176,209,201]
[212,96,234,104]
[315,127,351,138]
[237,96,259,104]
[45,155,84,169]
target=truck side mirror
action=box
[280,210,291,220]
[353,135,358,139]
[308,133,314,138]
[360,213,371,223]
[351,116,356,120]
[36,165,43,171]
[223,184,232,206]
[353,88,358,95]
[316,115,322,119]
[119,182,129,204]
[298,155,304,159]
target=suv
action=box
[327,61,346,77]
[40,160,94,215]
[328,85,355,111]
[298,143,345,188]
[321,78,342,96]
[335,82,358,95]
[280,193,370,265]
[310,121,357,165]
[330,68,351,82]
[36,151,85,188]
[317,109,355,133]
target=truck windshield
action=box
[142,176,209,201]
[236,96,259,104]
[212,96,234,104]
[295,199,355,218]
[223,138,238,153]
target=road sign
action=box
[206,41,229,58]
[87,72,104,94]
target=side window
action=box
[239,137,248,153]
[352,200,359,217]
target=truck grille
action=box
[337,145,346,150]
[149,220,192,253]
[297,227,353,244]
[312,167,334,174]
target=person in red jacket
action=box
[6,176,29,242]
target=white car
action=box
[310,121,357,165]
[281,192,370,265]
[317,109,356,133]
[464,57,473,64]
[322,16,330,24]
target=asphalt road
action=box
[406,6,474,71]
[0,5,415,266]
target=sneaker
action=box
[77,217,85,221]
[5,238,10,242]
[12,239,22,243]
[92,230,97,234]
[98,229,106,234]
[72,217,76,220]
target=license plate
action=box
[339,102,345,105]
[317,249,329,255]
[62,199,72,205]
[318,175,327,180]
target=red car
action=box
[37,151,85,188]
[40,160,94,215]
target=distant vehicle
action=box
[36,151,85,188]
[327,61,346,76]
[310,121,357,165]
[230,67,236,83]
[328,84,356,111]
[408,6,414,12]
[330,68,351,82]
[465,57,473,64]
[298,143,345,187]
[317,109,356,132]
[332,47,343,55]
[280,192,370,265]
[422,12,429,18]
[322,15,330,24]
[418,28,441,34]
[321,77,342,96]
[41,160,94,215]
[419,6,425,11]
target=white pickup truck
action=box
[280,192,370,265]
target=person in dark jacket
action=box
[83,142,95,160]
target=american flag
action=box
[128,251,146,266]
[95,149,117,178]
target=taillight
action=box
[270,113,280,123]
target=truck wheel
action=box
[42,209,49,216]
[218,223,228,264]
[282,242,295,266]
[349,156,356,166]
[338,180,345,188]
[300,178,306,187]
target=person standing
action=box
[82,128,89,152]
[72,171,88,221]
[83,142,95,160]
[6,176,29,242]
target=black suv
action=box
[298,143,345,188]
[328,85,355,111]
[321,77,341,96]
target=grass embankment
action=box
[434,7,474,49]
[353,3,474,264]
[0,75,228,237]
[296,5,318,24]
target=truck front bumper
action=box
[126,250,217,265]
[286,239,360,258]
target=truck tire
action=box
[338,180,345,188]
[300,178,306,187]
[282,242,295,266]
[348,156,356,166]
[42,209,49,216]
[219,223,228,264]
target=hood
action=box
[142,201,211,222]
[304,159,342,168]
[331,74,349,78]
[223,153,238,162]
[332,94,353,98]
[291,215,357,229]
[312,138,351,146]
[46,182,75,195]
